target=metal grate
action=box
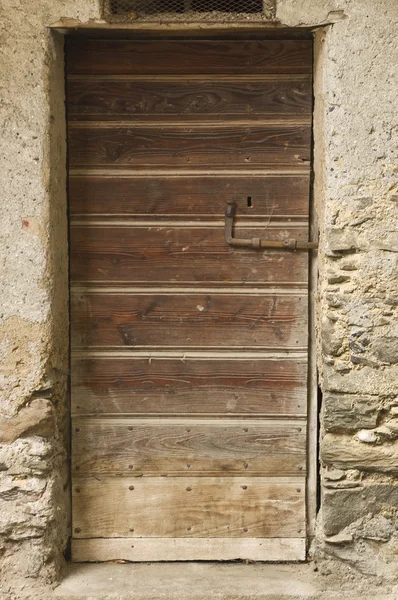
[103,0,273,22]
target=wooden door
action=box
[66,37,313,562]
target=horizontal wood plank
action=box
[72,418,306,476]
[70,292,308,348]
[67,124,311,169]
[72,537,306,562]
[71,356,307,417]
[68,175,310,217]
[72,476,306,538]
[66,40,313,76]
[69,226,308,285]
[67,77,312,121]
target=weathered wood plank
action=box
[68,175,310,217]
[71,356,307,417]
[67,124,311,169]
[69,226,308,285]
[67,78,312,120]
[66,40,313,76]
[72,476,306,538]
[72,537,306,562]
[70,292,308,348]
[72,418,306,476]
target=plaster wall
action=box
[0,0,397,596]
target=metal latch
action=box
[224,201,318,251]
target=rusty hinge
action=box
[224,201,318,251]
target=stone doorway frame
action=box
[1,2,397,596]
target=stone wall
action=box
[0,1,101,596]
[0,0,397,596]
[306,1,398,576]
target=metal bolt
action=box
[241,485,247,490]
[74,527,81,533]
[186,487,192,492]
[75,487,80,493]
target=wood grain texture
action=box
[66,40,313,76]
[72,537,306,562]
[67,77,312,121]
[67,36,313,560]
[71,356,308,417]
[69,225,308,285]
[72,476,306,538]
[68,175,310,217]
[67,124,311,169]
[72,418,306,476]
[70,292,308,348]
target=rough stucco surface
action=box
[0,1,101,597]
[304,0,398,578]
[0,0,397,597]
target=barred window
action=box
[104,0,268,20]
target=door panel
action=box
[66,40,312,75]
[68,175,310,217]
[72,418,306,476]
[68,123,311,169]
[71,292,308,348]
[67,77,312,121]
[71,356,308,417]
[67,37,313,562]
[72,477,305,538]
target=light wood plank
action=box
[72,418,306,476]
[72,537,306,562]
[72,476,305,538]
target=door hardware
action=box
[224,201,318,251]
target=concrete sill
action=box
[52,562,395,600]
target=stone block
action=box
[326,228,359,253]
[323,394,379,432]
[372,337,398,364]
[322,482,398,537]
[322,433,398,474]
[0,399,54,444]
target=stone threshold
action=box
[47,562,398,600]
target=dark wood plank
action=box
[69,226,309,285]
[67,124,311,169]
[72,476,306,538]
[66,40,313,75]
[70,292,308,348]
[72,418,306,476]
[67,78,312,121]
[71,357,308,416]
[68,175,310,217]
